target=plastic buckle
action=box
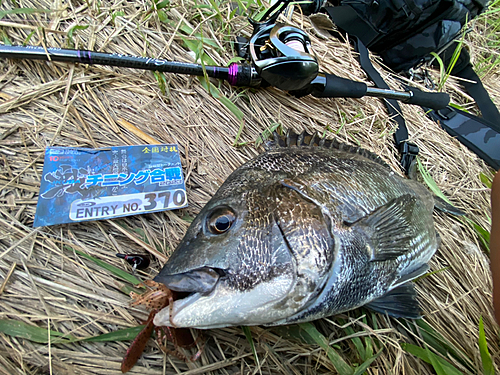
[399,141,419,176]
[436,107,456,121]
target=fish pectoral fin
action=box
[365,283,422,319]
[393,263,429,288]
[350,194,418,261]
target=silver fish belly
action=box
[152,132,449,329]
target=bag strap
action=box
[447,47,500,129]
[426,107,500,170]
[352,36,419,175]
[324,6,419,175]
[356,39,500,170]
[428,44,500,169]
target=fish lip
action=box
[153,267,225,326]
[153,266,223,294]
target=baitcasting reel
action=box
[237,21,319,91]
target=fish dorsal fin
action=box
[349,194,419,261]
[365,283,422,319]
[264,130,391,170]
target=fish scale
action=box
[153,131,461,329]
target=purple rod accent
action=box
[228,63,238,86]
[77,50,91,64]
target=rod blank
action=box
[0,44,230,80]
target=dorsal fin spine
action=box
[265,130,391,170]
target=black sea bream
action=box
[153,132,456,329]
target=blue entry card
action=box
[34,144,187,227]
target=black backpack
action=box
[323,0,488,72]
[298,0,500,171]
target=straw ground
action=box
[0,0,498,374]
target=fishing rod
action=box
[0,1,450,110]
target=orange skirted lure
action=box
[121,281,201,373]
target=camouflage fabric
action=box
[427,108,500,170]
[380,21,462,72]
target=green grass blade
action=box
[299,322,354,375]
[227,56,244,65]
[448,102,470,112]
[2,30,12,46]
[417,157,489,252]
[362,316,374,359]
[83,325,146,342]
[272,324,318,345]
[478,317,495,375]
[218,93,244,120]
[67,246,141,286]
[411,319,475,372]
[401,343,463,375]
[198,77,244,121]
[416,158,450,203]
[67,25,89,48]
[233,120,246,146]
[341,321,366,361]
[23,29,36,46]
[468,219,490,245]
[157,9,169,23]
[0,8,50,18]
[352,348,383,375]
[0,319,74,344]
[111,10,125,23]
[430,52,445,91]
[0,319,146,344]
[153,71,169,96]
[252,8,268,21]
[445,31,465,77]
[425,345,448,375]
[241,326,260,367]
[255,123,281,147]
[156,0,170,10]
[206,0,223,22]
[480,173,493,189]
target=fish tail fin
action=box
[365,283,422,319]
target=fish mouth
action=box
[153,269,296,329]
[152,266,226,328]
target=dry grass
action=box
[0,0,498,374]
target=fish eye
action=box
[207,208,236,234]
